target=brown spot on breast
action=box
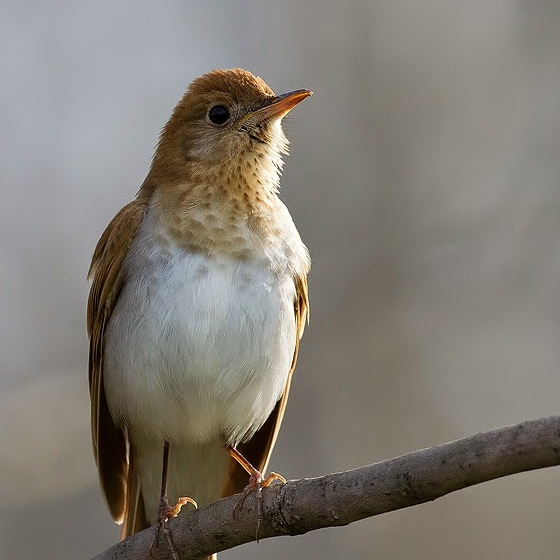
[230,235,247,246]
[211,226,227,239]
[232,248,251,260]
[187,218,205,231]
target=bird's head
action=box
[147,68,311,190]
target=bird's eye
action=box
[208,105,230,125]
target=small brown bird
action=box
[87,69,311,559]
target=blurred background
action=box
[2,1,560,558]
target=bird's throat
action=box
[154,177,283,259]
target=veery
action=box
[87,68,311,559]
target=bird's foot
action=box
[233,470,286,541]
[150,495,197,560]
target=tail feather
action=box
[120,452,149,539]
[120,452,217,559]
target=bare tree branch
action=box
[91,415,560,560]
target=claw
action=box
[150,494,197,560]
[227,446,286,542]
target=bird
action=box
[87,68,311,559]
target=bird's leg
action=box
[150,441,197,560]
[227,446,286,540]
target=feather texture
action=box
[87,69,311,559]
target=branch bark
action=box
[91,415,560,560]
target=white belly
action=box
[103,228,297,448]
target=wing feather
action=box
[87,200,147,524]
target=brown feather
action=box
[120,445,148,539]
[87,200,147,524]
[88,71,311,560]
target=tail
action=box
[120,453,217,559]
[120,452,149,539]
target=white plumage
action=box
[103,197,301,519]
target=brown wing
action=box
[221,273,309,496]
[87,200,147,526]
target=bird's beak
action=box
[241,89,312,125]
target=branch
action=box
[91,415,560,560]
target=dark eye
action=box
[208,105,230,125]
